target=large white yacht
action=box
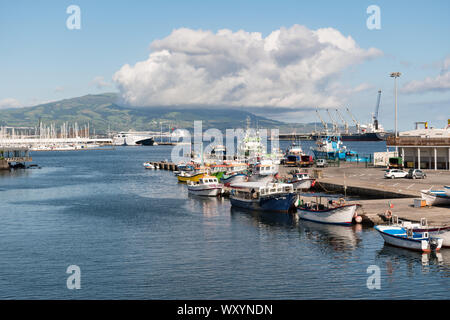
[112,131,155,146]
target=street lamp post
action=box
[390,72,401,154]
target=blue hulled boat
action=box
[311,135,369,162]
[229,182,297,213]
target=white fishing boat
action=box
[187,176,223,197]
[374,225,443,252]
[290,172,316,191]
[297,197,358,225]
[248,161,278,183]
[420,189,450,206]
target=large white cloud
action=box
[402,56,450,94]
[113,25,382,108]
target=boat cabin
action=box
[230,182,294,200]
[253,163,278,175]
[191,176,219,185]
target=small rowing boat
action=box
[297,197,358,225]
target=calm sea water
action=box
[0,141,449,299]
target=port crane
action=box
[372,90,381,130]
[326,108,339,134]
[346,107,361,133]
[316,109,328,134]
[335,109,349,134]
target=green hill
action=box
[0,93,289,133]
[0,92,346,134]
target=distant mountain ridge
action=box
[0,92,343,134]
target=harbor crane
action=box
[315,109,328,134]
[346,107,361,133]
[335,109,349,134]
[373,90,382,130]
[326,108,339,134]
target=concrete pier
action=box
[279,163,450,226]
[148,161,179,171]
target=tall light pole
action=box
[390,72,401,154]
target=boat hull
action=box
[177,173,206,183]
[220,174,247,185]
[297,204,357,225]
[413,227,450,248]
[187,186,222,197]
[340,132,386,141]
[420,191,450,206]
[292,178,314,191]
[230,193,296,213]
[375,226,443,252]
[248,174,274,183]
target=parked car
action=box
[384,169,408,179]
[316,159,328,168]
[406,169,426,179]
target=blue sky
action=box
[1,0,449,130]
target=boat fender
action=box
[385,210,392,219]
[339,198,345,205]
[355,215,362,224]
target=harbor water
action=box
[0,142,449,299]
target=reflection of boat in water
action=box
[376,245,450,271]
[187,194,223,217]
[298,220,361,252]
[230,206,298,227]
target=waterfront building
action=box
[386,121,450,170]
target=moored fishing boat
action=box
[297,197,358,225]
[177,171,207,183]
[290,172,316,191]
[220,173,248,186]
[248,161,278,183]
[187,176,223,197]
[374,225,443,252]
[229,182,296,213]
[390,216,450,248]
